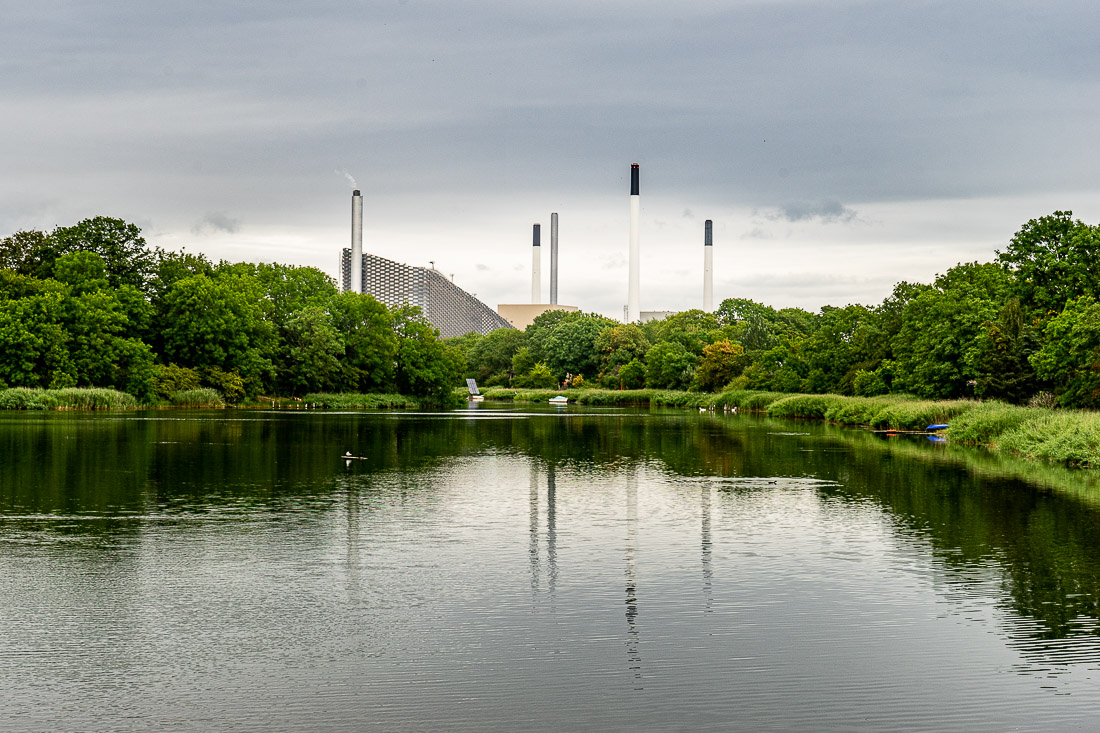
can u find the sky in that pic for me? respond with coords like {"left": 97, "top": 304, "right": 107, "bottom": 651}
{"left": 2, "top": 0, "right": 1098, "bottom": 320}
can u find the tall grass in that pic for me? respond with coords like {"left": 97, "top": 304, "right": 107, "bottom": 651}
{"left": 0, "top": 387, "right": 138, "bottom": 410}
{"left": 170, "top": 388, "right": 225, "bottom": 408}
{"left": 302, "top": 393, "right": 421, "bottom": 409}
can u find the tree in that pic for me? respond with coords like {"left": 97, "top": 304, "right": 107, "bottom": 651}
{"left": 160, "top": 273, "right": 275, "bottom": 396}
{"left": 997, "top": 211, "right": 1100, "bottom": 317}
{"left": 277, "top": 306, "right": 344, "bottom": 394}
{"left": 392, "top": 306, "right": 461, "bottom": 400}
{"left": 49, "top": 217, "right": 156, "bottom": 290}
{"left": 1030, "top": 296, "right": 1100, "bottom": 408}
{"left": 618, "top": 359, "right": 648, "bottom": 390}
{"left": 891, "top": 262, "right": 1011, "bottom": 399}
{"left": 329, "top": 292, "right": 397, "bottom": 392}
{"left": 645, "top": 341, "right": 698, "bottom": 390}
{"left": 973, "top": 297, "right": 1039, "bottom": 403}
{"left": 0, "top": 230, "right": 50, "bottom": 275}
{"left": 594, "top": 324, "right": 650, "bottom": 375}
{"left": 540, "top": 313, "right": 617, "bottom": 381}
{"left": 694, "top": 339, "right": 745, "bottom": 392}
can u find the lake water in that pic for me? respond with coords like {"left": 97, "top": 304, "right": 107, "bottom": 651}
{"left": 2, "top": 404, "right": 1100, "bottom": 731}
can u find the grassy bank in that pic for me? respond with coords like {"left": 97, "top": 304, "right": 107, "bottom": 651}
{"left": 299, "top": 393, "right": 422, "bottom": 409}
{"left": 0, "top": 387, "right": 141, "bottom": 410}
{"left": 483, "top": 386, "right": 1100, "bottom": 468}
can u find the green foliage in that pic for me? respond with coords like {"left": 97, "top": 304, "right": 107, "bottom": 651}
{"left": 997, "top": 211, "right": 1100, "bottom": 317}
{"left": 0, "top": 388, "right": 60, "bottom": 410}
{"left": 594, "top": 323, "right": 650, "bottom": 373}
{"left": 170, "top": 388, "right": 225, "bottom": 408}
{"left": 618, "top": 358, "right": 648, "bottom": 390}
{"left": 539, "top": 313, "right": 617, "bottom": 380}
{"left": 302, "top": 393, "right": 421, "bottom": 409}
{"left": 515, "top": 361, "right": 558, "bottom": 389}
{"left": 891, "top": 262, "right": 1011, "bottom": 399}
{"left": 153, "top": 363, "right": 202, "bottom": 401}
{"left": 766, "top": 394, "right": 846, "bottom": 419}
{"left": 694, "top": 339, "right": 745, "bottom": 392}
{"left": 0, "top": 387, "right": 140, "bottom": 410}
{"left": 995, "top": 411, "right": 1100, "bottom": 467}
{"left": 645, "top": 341, "right": 698, "bottom": 390}
{"left": 1030, "top": 296, "right": 1100, "bottom": 408}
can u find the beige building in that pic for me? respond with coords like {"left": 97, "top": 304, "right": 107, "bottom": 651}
{"left": 497, "top": 303, "right": 580, "bottom": 330}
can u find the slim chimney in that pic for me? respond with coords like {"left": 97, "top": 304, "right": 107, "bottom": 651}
{"left": 550, "top": 212, "right": 559, "bottom": 305}
{"left": 532, "top": 223, "right": 542, "bottom": 303}
{"left": 703, "top": 219, "right": 713, "bottom": 312}
{"left": 351, "top": 190, "right": 363, "bottom": 294}
{"left": 627, "top": 163, "right": 640, "bottom": 322}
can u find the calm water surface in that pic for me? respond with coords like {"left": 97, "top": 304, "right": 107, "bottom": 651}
{"left": 2, "top": 405, "right": 1100, "bottom": 731}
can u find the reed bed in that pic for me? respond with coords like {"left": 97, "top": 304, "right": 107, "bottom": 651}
{"left": 170, "top": 388, "right": 225, "bottom": 409}
{"left": 0, "top": 387, "right": 139, "bottom": 410}
{"left": 301, "top": 393, "right": 421, "bottom": 409}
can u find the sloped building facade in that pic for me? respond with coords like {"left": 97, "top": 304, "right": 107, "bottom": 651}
{"left": 340, "top": 249, "right": 513, "bottom": 338}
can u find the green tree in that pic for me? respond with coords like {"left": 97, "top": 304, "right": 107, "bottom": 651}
{"left": 694, "top": 339, "right": 745, "bottom": 392}
{"left": 541, "top": 313, "right": 617, "bottom": 381}
{"left": 618, "top": 358, "right": 648, "bottom": 389}
{"left": 1030, "top": 296, "right": 1100, "bottom": 408}
{"left": 997, "top": 211, "right": 1100, "bottom": 317}
{"left": 160, "top": 273, "right": 275, "bottom": 396}
{"left": 891, "top": 262, "right": 1011, "bottom": 399}
{"left": 973, "top": 297, "right": 1039, "bottom": 403}
{"left": 645, "top": 341, "right": 698, "bottom": 390}
{"left": 278, "top": 306, "right": 344, "bottom": 395}
{"left": 49, "top": 217, "right": 156, "bottom": 290}
{"left": 330, "top": 292, "right": 397, "bottom": 392}
{"left": 392, "top": 306, "right": 461, "bottom": 400}
{"left": 594, "top": 324, "right": 650, "bottom": 375}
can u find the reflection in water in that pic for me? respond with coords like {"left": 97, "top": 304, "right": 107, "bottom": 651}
{"left": 625, "top": 467, "right": 641, "bottom": 682}
{"left": 701, "top": 481, "right": 713, "bottom": 614}
{"left": 527, "top": 460, "right": 558, "bottom": 605}
{"left": 4, "top": 408, "right": 1100, "bottom": 730}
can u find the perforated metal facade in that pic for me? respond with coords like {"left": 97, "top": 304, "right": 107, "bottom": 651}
{"left": 340, "top": 248, "right": 513, "bottom": 338}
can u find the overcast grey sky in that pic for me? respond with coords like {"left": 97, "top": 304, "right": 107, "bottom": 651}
{"left": 2, "top": 0, "right": 1097, "bottom": 318}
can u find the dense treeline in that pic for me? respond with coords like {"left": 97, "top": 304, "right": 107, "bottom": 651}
{"left": 450, "top": 211, "right": 1100, "bottom": 409}
{"left": 0, "top": 217, "right": 461, "bottom": 403}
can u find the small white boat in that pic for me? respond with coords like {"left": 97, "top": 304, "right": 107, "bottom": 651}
{"left": 549, "top": 395, "right": 569, "bottom": 404}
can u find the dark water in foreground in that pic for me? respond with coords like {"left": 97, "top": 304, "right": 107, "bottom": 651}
{"left": 2, "top": 405, "right": 1100, "bottom": 732}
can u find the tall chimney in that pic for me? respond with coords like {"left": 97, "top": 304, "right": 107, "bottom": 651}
{"left": 627, "top": 163, "right": 640, "bottom": 322}
{"left": 351, "top": 190, "right": 363, "bottom": 294}
{"left": 531, "top": 223, "right": 542, "bottom": 303}
{"left": 703, "top": 219, "right": 713, "bottom": 312}
{"left": 550, "top": 212, "right": 559, "bottom": 305}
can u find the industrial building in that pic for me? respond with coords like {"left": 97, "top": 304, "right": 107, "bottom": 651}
{"left": 340, "top": 248, "right": 513, "bottom": 338}
{"left": 340, "top": 190, "right": 512, "bottom": 338}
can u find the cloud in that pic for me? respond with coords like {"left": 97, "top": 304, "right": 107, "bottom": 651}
{"left": 192, "top": 211, "right": 241, "bottom": 235}
{"left": 476, "top": 263, "right": 490, "bottom": 271}
{"left": 763, "top": 201, "right": 861, "bottom": 224}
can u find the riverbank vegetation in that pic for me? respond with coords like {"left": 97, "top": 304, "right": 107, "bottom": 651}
{"left": 1, "top": 217, "right": 462, "bottom": 407}
{"left": 452, "top": 211, "right": 1100, "bottom": 411}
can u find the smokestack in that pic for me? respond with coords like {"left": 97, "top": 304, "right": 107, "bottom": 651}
{"left": 627, "top": 163, "right": 640, "bottom": 322}
{"left": 351, "top": 190, "right": 363, "bottom": 294}
{"left": 703, "top": 219, "right": 713, "bottom": 312}
{"left": 550, "top": 212, "right": 559, "bottom": 305}
{"left": 531, "top": 224, "right": 542, "bottom": 303}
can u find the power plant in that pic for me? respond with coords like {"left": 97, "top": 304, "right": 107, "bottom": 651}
{"left": 339, "top": 162, "right": 717, "bottom": 335}
{"left": 340, "top": 191, "right": 512, "bottom": 338}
